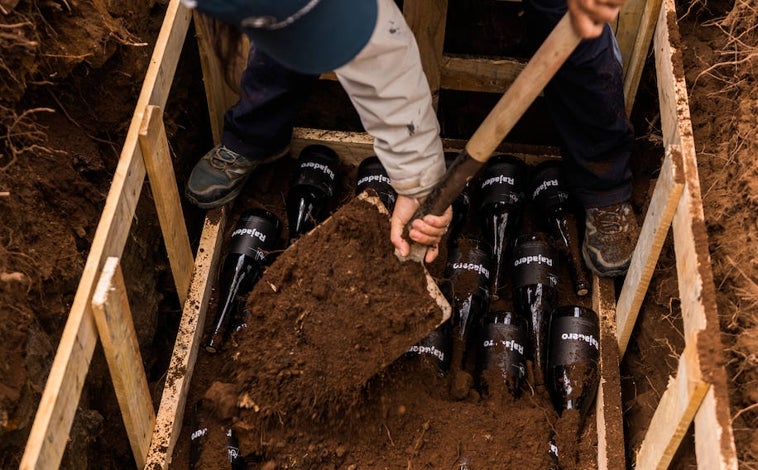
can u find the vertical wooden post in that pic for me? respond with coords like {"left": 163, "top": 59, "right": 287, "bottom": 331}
{"left": 403, "top": 0, "right": 449, "bottom": 109}
{"left": 622, "top": 0, "right": 664, "bottom": 115}
{"left": 653, "top": 0, "right": 737, "bottom": 466}
{"left": 593, "top": 276, "right": 626, "bottom": 470}
{"left": 91, "top": 257, "right": 156, "bottom": 468}
{"left": 193, "top": 12, "right": 243, "bottom": 143}
{"left": 144, "top": 208, "right": 227, "bottom": 469}
{"left": 139, "top": 105, "right": 194, "bottom": 306}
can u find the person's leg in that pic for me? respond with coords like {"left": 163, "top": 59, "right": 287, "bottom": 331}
{"left": 186, "top": 48, "right": 319, "bottom": 209}
{"left": 525, "top": 0, "right": 640, "bottom": 277}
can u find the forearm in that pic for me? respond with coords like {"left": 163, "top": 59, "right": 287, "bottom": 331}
{"left": 334, "top": 0, "right": 445, "bottom": 199}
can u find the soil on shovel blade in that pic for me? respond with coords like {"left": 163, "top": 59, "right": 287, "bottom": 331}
{"left": 232, "top": 195, "right": 444, "bottom": 418}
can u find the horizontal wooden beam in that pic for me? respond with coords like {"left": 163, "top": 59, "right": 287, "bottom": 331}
{"left": 291, "top": 127, "right": 561, "bottom": 167}
{"left": 440, "top": 55, "right": 525, "bottom": 94}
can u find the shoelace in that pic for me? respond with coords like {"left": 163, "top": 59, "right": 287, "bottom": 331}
{"left": 209, "top": 147, "right": 242, "bottom": 170}
{"left": 591, "top": 205, "right": 628, "bottom": 234}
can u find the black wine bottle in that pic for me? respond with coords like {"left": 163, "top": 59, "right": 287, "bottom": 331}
{"left": 530, "top": 161, "right": 590, "bottom": 297}
{"left": 443, "top": 241, "right": 492, "bottom": 346}
{"left": 546, "top": 305, "right": 600, "bottom": 417}
{"left": 512, "top": 232, "right": 559, "bottom": 383}
{"left": 226, "top": 428, "right": 245, "bottom": 469}
{"left": 476, "top": 154, "right": 527, "bottom": 300}
{"left": 286, "top": 144, "right": 341, "bottom": 242}
{"left": 445, "top": 152, "right": 472, "bottom": 248}
{"left": 189, "top": 401, "right": 208, "bottom": 470}
{"left": 477, "top": 309, "right": 529, "bottom": 398}
{"left": 355, "top": 155, "right": 397, "bottom": 212}
{"left": 205, "top": 208, "right": 282, "bottom": 353}
{"left": 405, "top": 319, "right": 453, "bottom": 377}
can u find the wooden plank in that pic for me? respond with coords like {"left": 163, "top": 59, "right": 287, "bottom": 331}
{"left": 192, "top": 11, "right": 243, "bottom": 143}
{"left": 291, "top": 127, "right": 562, "bottom": 167}
{"left": 615, "top": 0, "right": 646, "bottom": 75}
{"left": 91, "top": 257, "right": 156, "bottom": 469}
{"left": 616, "top": 144, "right": 684, "bottom": 356}
{"left": 635, "top": 336, "right": 709, "bottom": 470}
{"left": 440, "top": 55, "right": 525, "bottom": 93}
{"left": 623, "top": 0, "right": 664, "bottom": 115}
{"left": 20, "top": 2, "right": 191, "bottom": 468}
{"left": 403, "top": 0, "right": 448, "bottom": 107}
{"left": 144, "top": 208, "right": 227, "bottom": 469}
{"left": 592, "top": 276, "right": 626, "bottom": 470}
{"left": 653, "top": 0, "right": 738, "bottom": 467}
{"left": 139, "top": 105, "right": 194, "bottom": 306}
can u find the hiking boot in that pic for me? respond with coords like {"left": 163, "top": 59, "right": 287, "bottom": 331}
{"left": 582, "top": 202, "right": 640, "bottom": 277}
{"left": 185, "top": 144, "right": 288, "bottom": 209}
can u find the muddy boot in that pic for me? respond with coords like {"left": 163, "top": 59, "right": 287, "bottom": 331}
{"left": 185, "top": 144, "right": 288, "bottom": 209}
{"left": 581, "top": 202, "right": 640, "bottom": 277}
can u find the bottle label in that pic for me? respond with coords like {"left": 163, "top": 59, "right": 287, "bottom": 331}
{"left": 228, "top": 213, "right": 279, "bottom": 259}
{"left": 406, "top": 324, "right": 452, "bottom": 373}
{"left": 356, "top": 173, "right": 391, "bottom": 187}
{"left": 294, "top": 154, "right": 339, "bottom": 197}
{"left": 548, "top": 316, "right": 600, "bottom": 367}
{"left": 478, "top": 321, "right": 528, "bottom": 392}
{"left": 513, "top": 239, "right": 558, "bottom": 288}
{"left": 190, "top": 427, "right": 208, "bottom": 441}
{"left": 450, "top": 262, "right": 490, "bottom": 280}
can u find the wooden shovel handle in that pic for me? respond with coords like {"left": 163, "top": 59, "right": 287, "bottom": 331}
{"left": 418, "top": 13, "right": 582, "bottom": 218}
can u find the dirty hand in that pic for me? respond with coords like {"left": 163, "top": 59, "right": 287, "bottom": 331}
{"left": 567, "top": 0, "right": 625, "bottom": 38}
{"left": 390, "top": 195, "right": 453, "bottom": 264}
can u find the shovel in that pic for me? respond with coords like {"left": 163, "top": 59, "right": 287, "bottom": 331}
{"left": 405, "top": 12, "right": 582, "bottom": 262}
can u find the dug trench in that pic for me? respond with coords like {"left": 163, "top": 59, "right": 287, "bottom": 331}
{"left": 1, "top": 0, "right": 756, "bottom": 468}
{"left": 172, "top": 157, "right": 604, "bottom": 469}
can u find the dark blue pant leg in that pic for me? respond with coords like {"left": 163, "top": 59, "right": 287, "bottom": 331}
{"left": 524, "top": 0, "right": 634, "bottom": 208}
{"left": 221, "top": 47, "right": 320, "bottom": 160}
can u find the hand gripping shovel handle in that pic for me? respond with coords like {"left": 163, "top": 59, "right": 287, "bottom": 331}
{"left": 412, "top": 13, "right": 582, "bottom": 231}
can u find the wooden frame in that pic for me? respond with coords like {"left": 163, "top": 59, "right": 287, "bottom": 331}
{"left": 19, "top": 2, "right": 193, "bottom": 468}
{"left": 20, "top": 0, "right": 738, "bottom": 468}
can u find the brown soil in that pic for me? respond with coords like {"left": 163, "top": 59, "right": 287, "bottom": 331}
{"left": 0, "top": 0, "right": 756, "bottom": 469}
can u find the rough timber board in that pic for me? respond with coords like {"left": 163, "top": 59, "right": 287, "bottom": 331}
{"left": 616, "top": 144, "right": 684, "bottom": 357}
{"left": 622, "top": 0, "right": 663, "bottom": 115}
{"left": 290, "top": 127, "right": 561, "bottom": 167}
{"left": 139, "top": 105, "right": 194, "bottom": 307}
{"left": 635, "top": 336, "right": 710, "bottom": 469}
{"left": 440, "top": 55, "right": 525, "bottom": 93}
{"left": 19, "top": 2, "right": 191, "bottom": 468}
{"left": 91, "top": 257, "right": 156, "bottom": 469}
{"left": 193, "top": 11, "right": 241, "bottom": 143}
{"left": 403, "top": 0, "right": 448, "bottom": 106}
{"left": 653, "top": 0, "right": 737, "bottom": 467}
{"left": 593, "top": 276, "right": 626, "bottom": 470}
{"left": 145, "top": 208, "right": 226, "bottom": 470}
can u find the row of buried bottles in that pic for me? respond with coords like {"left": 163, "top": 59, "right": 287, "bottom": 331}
{"left": 199, "top": 145, "right": 598, "bottom": 468}
{"left": 207, "top": 143, "right": 599, "bottom": 408}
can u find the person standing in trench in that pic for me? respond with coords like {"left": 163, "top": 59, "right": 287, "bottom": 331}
{"left": 179, "top": 0, "right": 640, "bottom": 276}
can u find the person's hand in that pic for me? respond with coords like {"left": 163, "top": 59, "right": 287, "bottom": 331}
{"left": 566, "top": 0, "right": 625, "bottom": 38}
{"left": 390, "top": 195, "right": 452, "bottom": 264}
